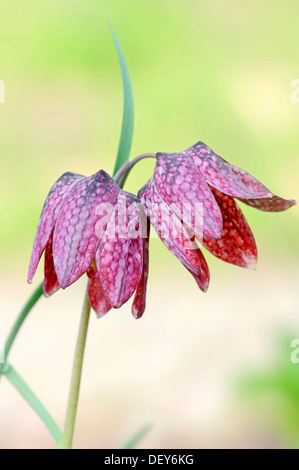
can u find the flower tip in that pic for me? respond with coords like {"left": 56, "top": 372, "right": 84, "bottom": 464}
{"left": 58, "top": 279, "right": 69, "bottom": 290}
{"left": 131, "top": 305, "right": 145, "bottom": 319}
{"left": 198, "top": 279, "right": 209, "bottom": 293}
{"left": 244, "top": 257, "right": 258, "bottom": 270}
{"left": 249, "top": 263, "right": 257, "bottom": 270}
{"left": 96, "top": 313, "right": 105, "bottom": 319}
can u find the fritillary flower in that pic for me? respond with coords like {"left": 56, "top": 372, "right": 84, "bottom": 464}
{"left": 138, "top": 141, "right": 296, "bottom": 291}
{"left": 28, "top": 170, "right": 149, "bottom": 318}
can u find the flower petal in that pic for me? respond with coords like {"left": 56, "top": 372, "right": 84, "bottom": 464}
{"left": 203, "top": 188, "right": 257, "bottom": 268}
{"left": 132, "top": 221, "right": 150, "bottom": 319}
{"left": 87, "top": 266, "right": 111, "bottom": 317}
{"left": 139, "top": 179, "right": 210, "bottom": 292}
{"left": 238, "top": 195, "right": 296, "bottom": 212}
{"left": 183, "top": 142, "right": 272, "bottom": 199}
{"left": 185, "top": 247, "right": 210, "bottom": 293}
{"left": 96, "top": 191, "right": 144, "bottom": 308}
{"left": 43, "top": 231, "right": 60, "bottom": 296}
{"left": 27, "top": 172, "right": 83, "bottom": 283}
{"left": 154, "top": 153, "right": 223, "bottom": 239}
{"left": 53, "top": 170, "right": 119, "bottom": 288}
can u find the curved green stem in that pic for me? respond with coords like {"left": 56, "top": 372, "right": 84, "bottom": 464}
{"left": 0, "top": 282, "right": 43, "bottom": 377}
{"left": 61, "top": 289, "right": 91, "bottom": 449}
{"left": 113, "top": 152, "right": 156, "bottom": 186}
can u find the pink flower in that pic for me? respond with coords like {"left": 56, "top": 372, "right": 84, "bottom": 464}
{"left": 28, "top": 170, "right": 149, "bottom": 318}
{"left": 138, "top": 141, "right": 295, "bottom": 292}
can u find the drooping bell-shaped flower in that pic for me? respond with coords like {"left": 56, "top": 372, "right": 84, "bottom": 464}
{"left": 28, "top": 170, "right": 149, "bottom": 318}
{"left": 138, "top": 141, "right": 295, "bottom": 290}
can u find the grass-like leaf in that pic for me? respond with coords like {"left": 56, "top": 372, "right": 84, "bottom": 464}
{"left": 121, "top": 424, "right": 151, "bottom": 449}
{"left": 109, "top": 22, "right": 134, "bottom": 176}
{"left": 0, "top": 282, "right": 43, "bottom": 377}
{"left": 3, "top": 363, "right": 62, "bottom": 446}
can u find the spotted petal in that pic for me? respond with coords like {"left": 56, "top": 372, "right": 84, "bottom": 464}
{"left": 132, "top": 221, "right": 150, "bottom": 319}
{"left": 43, "top": 231, "right": 60, "bottom": 296}
{"left": 28, "top": 172, "right": 83, "bottom": 283}
{"left": 154, "top": 153, "right": 223, "bottom": 239}
{"left": 183, "top": 142, "right": 271, "bottom": 199}
{"left": 238, "top": 195, "right": 296, "bottom": 212}
{"left": 96, "top": 191, "right": 144, "bottom": 308}
{"left": 203, "top": 188, "right": 257, "bottom": 268}
{"left": 87, "top": 266, "right": 111, "bottom": 317}
{"left": 139, "top": 179, "right": 209, "bottom": 292}
{"left": 185, "top": 245, "right": 210, "bottom": 293}
{"left": 53, "top": 170, "right": 119, "bottom": 288}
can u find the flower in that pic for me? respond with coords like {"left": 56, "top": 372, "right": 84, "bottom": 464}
{"left": 28, "top": 170, "right": 149, "bottom": 318}
{"left": 138, "top": 141, "right": 296, "bottom": 291}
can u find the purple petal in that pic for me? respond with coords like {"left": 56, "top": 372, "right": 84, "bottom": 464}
{"left": 53, "top": 170, "right": 119, "bottom": 288}
{"left": 203, "top": 188, "right": 257, "bottom": 268}
{"left": 96, "top": 191, "right": 144, "bottom": 308}
{"left": 132, "top": 221, "right": 150, "bottom": 319}
{"left": 28, "top": 172, "right": 83, "bottom": 283}
{"left": 154, "top": 153, "right": 223, "bottom": 239}
{"left": 139, "top": 179, "right": 210, "bottom": 292}
{"left": 238, "top": 194, "right": 296, "bottom": 212}
{"left": 183, "top": 142, "right": 272, "bottom": 199}
{"left": 87, "top": 266, "right": 112, "bottom": 317}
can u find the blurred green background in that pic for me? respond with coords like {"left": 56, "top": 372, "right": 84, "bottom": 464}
{"left": 0, "top": 0, "right": 298, "bottom": 449}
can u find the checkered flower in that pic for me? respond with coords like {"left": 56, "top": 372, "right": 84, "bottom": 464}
{"left": 28, "top": 170, "right": 149, "bottom": 318}
{"left": 138, "top": 141, "right": 295, "bottom": 291}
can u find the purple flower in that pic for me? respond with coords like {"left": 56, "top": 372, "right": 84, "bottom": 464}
{"left": 28, "top": 170, "right": 149, "bottom": 318}
{"left": 138, "top": 141, "right": 295, "bottom": 291}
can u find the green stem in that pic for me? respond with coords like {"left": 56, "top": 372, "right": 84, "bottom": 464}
{"left": 3, "top": 363, "right": 62, "bottom": 445}
{"left": 61, "top": 288, "right": 91, "bottom": 449}
{"left": 113, "top": 152, "right": 155, "bottom": 186}
{"left": 0, "top": 282, "right": 43, "bottom": 377}
{"left": 60, "top": 24, "right": 134, "bottom": 450}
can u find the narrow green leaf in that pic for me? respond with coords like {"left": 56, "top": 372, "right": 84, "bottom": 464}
{"left": 3, "top": 363, "right": 62, "bottom": 446}
{"left": 121, "top": 424, "right": 151, "bottom": 449}
{"left": 0, "top": 282, "right": 43, "bottom": 377}
{"left": 108, "top": 22, "right": 134, "bottom": 176}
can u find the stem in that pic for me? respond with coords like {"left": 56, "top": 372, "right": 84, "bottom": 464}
{"left": 113, "top": 153, "right": 156, "bottom": 185}
{"left": 60, "top": 26, "right": 143, "bottom": 450}
{"left": 0, "top": 282, "right": 43, "bottom": 377}
{"left": 61, "top": 288, "right": 91, "bottom": 449}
